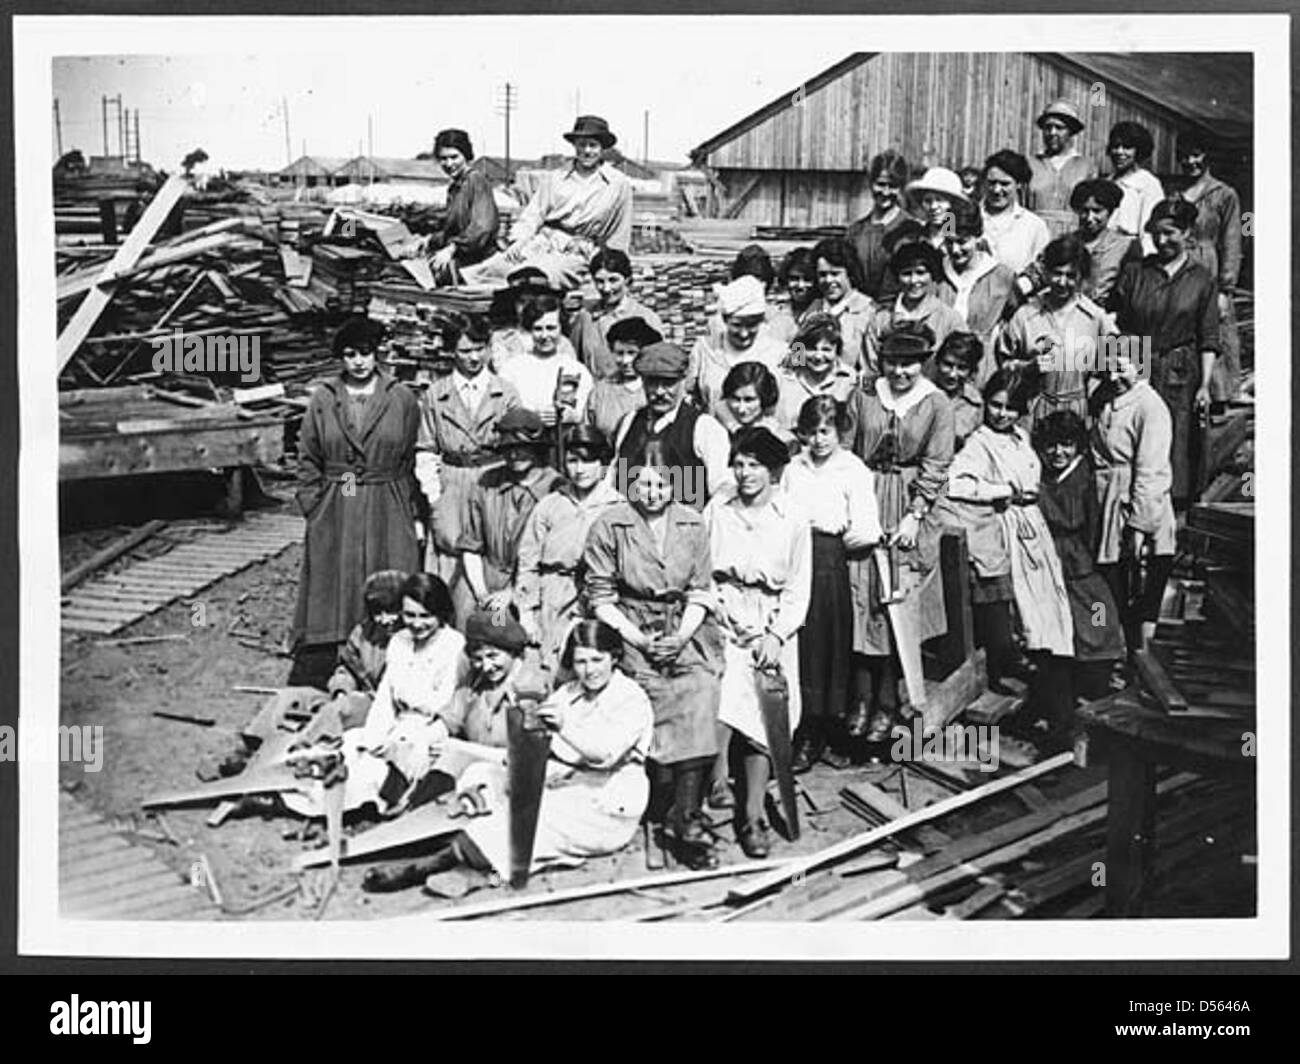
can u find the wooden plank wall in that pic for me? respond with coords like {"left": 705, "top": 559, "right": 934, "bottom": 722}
{"left": 704, "top": 52, "right": 1209, "bottom": 226}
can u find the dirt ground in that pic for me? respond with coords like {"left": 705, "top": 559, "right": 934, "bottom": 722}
{"left": 56, "top": 474, "right": 1255, "bottom": 924}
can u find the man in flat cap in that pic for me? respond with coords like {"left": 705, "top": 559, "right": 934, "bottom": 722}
{"left": 462, "top": 115, "right": 633, "bottom": 290}
{"left": 609, "top": 341, "right": 732, "bottom": 509}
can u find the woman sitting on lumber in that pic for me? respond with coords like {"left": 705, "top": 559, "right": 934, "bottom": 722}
{"left": 426, "top": 128, "right": 501, "bottom": 284}
{"left": 364, "top": 620, "right": 654, "bottom": 898}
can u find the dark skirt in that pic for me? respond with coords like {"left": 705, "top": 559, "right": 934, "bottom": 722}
{"left": 799, "top": 532, "right": 854, "bottom": 722}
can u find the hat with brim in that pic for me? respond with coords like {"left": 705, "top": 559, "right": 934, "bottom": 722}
{"left": 463, "top": 608, "right": 529, "bottom": 655}
{"left": 606, "top": 316, "right": 663, "bottom": 349}
{"left": 905, "top": 167, "right": 970, "bottom": 204}
{"left": 1037, "top": 99, "right": 1085, "bottom": 135}
{"left": 563, "top": 115, "right": 617, "bottom": 149}
{"left": 507, "top": 265, "right": 561, "bottom": 294}
{"left": 879, "top": 328, "right": 935, "bottom": 363}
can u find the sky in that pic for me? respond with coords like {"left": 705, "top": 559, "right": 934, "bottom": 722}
{"left": 50, "top": 17, "right": 851, "bottom": 171}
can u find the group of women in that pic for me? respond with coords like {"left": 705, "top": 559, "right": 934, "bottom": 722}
{"left": 283, "top": 107, "right": 1240, "bottom": 885}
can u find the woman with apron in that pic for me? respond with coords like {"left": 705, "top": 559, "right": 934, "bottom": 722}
{"left": 583, "top": 461, "right": 725, "bottom": 869}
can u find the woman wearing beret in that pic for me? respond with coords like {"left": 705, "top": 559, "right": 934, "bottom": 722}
{"left": 515, "top": 424, "right": 624, "bottom": 678}
{"left": 1106, "top": 121, "right": 1165, "bottom": 256}
{"left": 864, "top": 242, "right": 964, "bottom": 383}
{"left": 427, "top": 129, "right": 501, "bottom": 284}
{"left": 365, "top": 620, "right": 654, "bottom": 895}
{"left": 1026, "top": 100, "right": 1098, "bottom": 238}
{"left": 583, "top": 460, "right": 725, "bottom": 868}
{"left": 290, "top": 315, "right": 422, "bottom": 685}
{"left": 704, "top": 427, "right": 811, "bottom": 856}
{"left": 981, "top": 150, "right": 1051, "bottom": 274}
{"left": 847, "top": 325, "right": 955, "bottom": 742}
{"left": 1107, "top": 197, "right": 1220, "bottom": 507}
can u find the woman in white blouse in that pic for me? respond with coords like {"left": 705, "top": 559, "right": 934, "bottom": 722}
{"left": 705, "top": 427, "right": 812, "bottom": 856}
{"left": 1106, "top": 122, "right": 1164, "bottom": 257}
{"left": 781, "top": 396, "right": 883, "bottom": 772}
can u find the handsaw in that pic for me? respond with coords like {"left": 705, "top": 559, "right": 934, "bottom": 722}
{"left": 876, "top": 542, "right": 927, "bottom": 711}
{"left": 506, "top": 698, "right": 552, "bottom": 889}
{"left": 756, "top": 665, "right": 799, "bottom": 841}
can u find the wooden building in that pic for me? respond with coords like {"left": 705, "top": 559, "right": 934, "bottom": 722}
{"left": 690, "top": 52, "right": 1252, "bottom": 228}
{"left": 276, "top": 155, "right": 350, "bottom": 188}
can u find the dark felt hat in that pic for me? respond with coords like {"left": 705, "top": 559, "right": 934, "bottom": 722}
{"left": 563, "top": 115, "right": 617, "bottom": 149}
{"left": 879, "top": 326, "right": 936, "bottom": 362}
{"left": 463, "top": 608, "right": 529, "bottom": 655}
{"left": 493, "top": 407, "right": 549, "bottom": 448}
{"left": 634, "top": 341, "right": 690, "bottom": 380}
{"left": 606, "top": 316, "right": 663, "bottom": 349}
{"left": 564, "top": 423, "right": 613, "bottom": 462}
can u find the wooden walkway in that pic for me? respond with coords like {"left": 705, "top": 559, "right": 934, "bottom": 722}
{"left": 60, "top": 792, "right": 219, "bottom": 920}
{"left": 61, "top": 511, "right": 303, "bottom": 635}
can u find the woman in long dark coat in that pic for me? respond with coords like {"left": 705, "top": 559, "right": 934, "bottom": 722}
{"left": 291, "top": 316, "right": 422, "bottom": 682}
{"left": 1107, "top": 197, "right": 1220, "bottom": 507}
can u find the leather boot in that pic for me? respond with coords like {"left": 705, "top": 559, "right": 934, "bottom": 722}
{"left": 668, "top": 761, "right": 717, "bottom": 870}
{"left": 362, "top": 845, "right": 459, "bottom": 893}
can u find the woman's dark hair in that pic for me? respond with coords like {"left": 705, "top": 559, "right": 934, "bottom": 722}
{"left": 1032, "top": 409, "right": 1089, "bottom": 455}
{"left": 778, "top": 247, "right": 818, "bottom": 289}
{"left": 560, "top": 619, "right": 624, "bottom": 671}
{"left": 730, "top": 425, "right": 791, "bottom": 476}
{"left": 589, "top": 247, "right": 632, "bottom": 279}
{"left": 1069, "top": 178, "right": 1123, "bottom": 213}
{"left": 935, "top": 330, "right": 983, "bottom": 373}
{"left": 731, "top": 244, "right": 776, "bottom": 289}
{"left": 982, "top": 366, "right": 1034, "bottom": 413}
{"left": 1145, "top": 197, "right": 1199, "bottom": 234}
{"left": 1108, "top": 121, "right": 1154, "bottom": 162}
{"left": 1041, "top": 234, "right": 1092, "bottom": 280}
{"left": 400, "top": 572, "right": 455, "bottom": 626}
{"left": 1175, "top": 130, "right": 1211, "bottom": 158}
{"left": 332, "top": 315, "right": 387, "bottom": 359}
{"left": 793, "top": 312, "right": 843, "bottom": 355}
{"left": 433, "top": 129, "right": 475, "bottom": 161}
{"left": 796, "top": 394, "right": 852, "bottom": 437}
{"left": 721, "top": 360, "right": 780, "bottom": 412}
{"left": 949, "top": 199, "right": 984, "bottom": 238}
{"left": 984, "top": 150, "right": 1032, "bottom": 186}
{"left": 564, "top": 423, "right": 612, "bottom": 463}
{"left": 436, "top": 309, "right": 491, "bottom": 351}
{"left": 883, "top": 217, "right": 926, "bottom": 254}
{"left": 868, "top": 149, "right": 910, "bottom": 187}
{"left": 519, "top": 293, "right": 562, "bottom": 330}
{"left": 810, "top": 237, "right": 867, "bottom": 293}
{"left": 889, "top": 240, "right": 944, "bottom": 280}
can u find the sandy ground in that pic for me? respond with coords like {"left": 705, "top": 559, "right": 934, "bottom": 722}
{"left": 56, "top": 476, "right": 1255, "bottom": 924}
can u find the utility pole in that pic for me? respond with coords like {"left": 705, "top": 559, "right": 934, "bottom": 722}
{"left": 101, "top": 95, "right": 108, "bottom": 156}
{"left": 116, "top": 96, "right": 125, "bottom": 157}
{"left": 282, "top": 96, "right": 292, "bottom": 167}
{"left": 643, "top": 110, "right": 649, "bottom": 167}
{"left": 367, "top": 114, "right": 374, "bottom": 184}
{"left": 495, "top": 82, "right": 518, "bottom": 183}
{"left": 53, "top": 99, "right": 63, "bottom": 158}
{"left": 133, "top": 109, "right": 141, "bottom": 163}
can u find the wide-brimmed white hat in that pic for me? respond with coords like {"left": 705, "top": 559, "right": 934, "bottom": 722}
{"left": 905, "top": 167, "right": 969, "bottom": 204}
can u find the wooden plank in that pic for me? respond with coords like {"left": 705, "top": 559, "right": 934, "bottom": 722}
{"left": 61, "top": 846, "right": 157, "bottom": 880}
{"left": 61, "top": 520, "right": 167, "bottom": 592}
{"left": 841, "top": 782, "right": 953, "bottom": 850}
{"left": 63, "top": 866, "right": 183, "bottom": 903}
{"left": 727, "top": 751, "right": 1077, "bottom": 904}
{"left": 57, "top": 173, "right": 188, "bottom": 370}
{"left": 1133, "top": 649, "right": 1189, "bottom": 713}
{"left": 934, "top": 531, "right": 974, "bottom": 674}
{"left": 57, "top": 231, "right": 237, "bottom": 301}
{"left": 422, "top": 859, "right": 790, "bottom": 922}
{"left": 919, "top": 649, "right": 988, "bottom": 732}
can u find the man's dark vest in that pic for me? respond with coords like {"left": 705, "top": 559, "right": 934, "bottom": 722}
{"left": 617, "top": 402, "right": 709, "bottom": 509}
